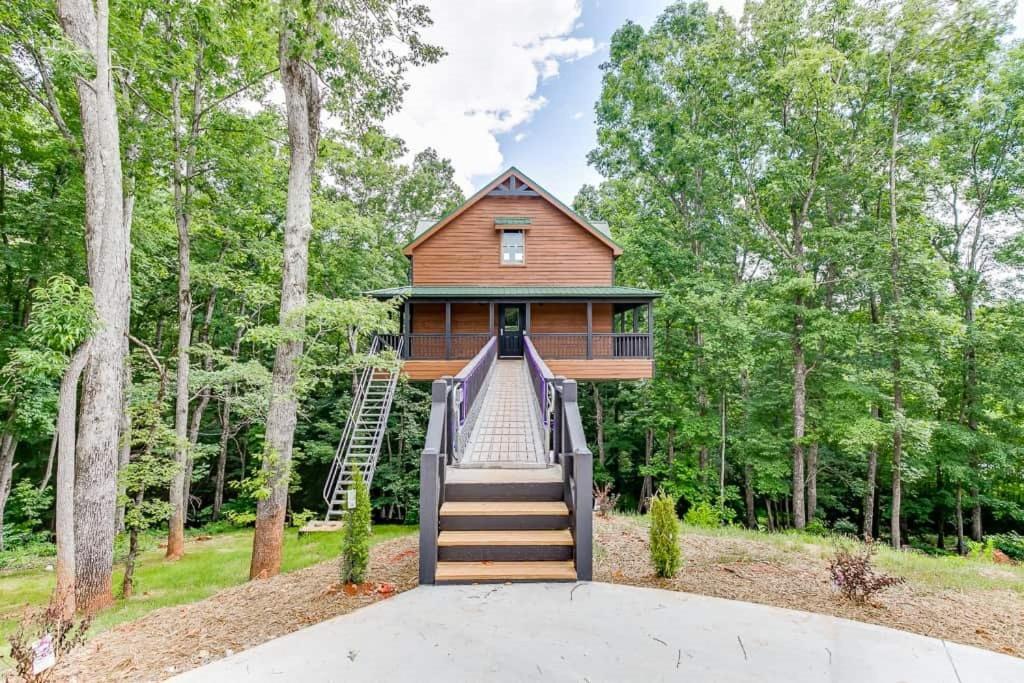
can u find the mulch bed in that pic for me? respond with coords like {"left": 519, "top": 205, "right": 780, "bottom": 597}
{"left": 43, "top": 517, "right": 1024, "bottom": 680}
{"left": 594, "top": 515, "right": 1024, "bottom": 659}
{"left": 53, "top": 535, "right": 418, "bottom": 682}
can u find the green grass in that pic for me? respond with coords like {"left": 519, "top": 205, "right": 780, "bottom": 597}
{"left": 0, "top": 523, "right": 415, "bottom": 662}
{"left": 620, "top": 514, "right": 1024, "bottom": 595}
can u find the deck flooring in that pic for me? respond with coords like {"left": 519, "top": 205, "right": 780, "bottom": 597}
{"left": 460, "top": 360, "right": 548, "bottom": 467}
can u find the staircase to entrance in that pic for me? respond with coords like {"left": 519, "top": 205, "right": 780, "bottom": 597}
{"left": 418, "top": 335, "right": 593, "bottom": 584}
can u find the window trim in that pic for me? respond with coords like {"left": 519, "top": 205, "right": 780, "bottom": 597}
{"left": 499, "top": 228, "right": 526, "bottom": 267}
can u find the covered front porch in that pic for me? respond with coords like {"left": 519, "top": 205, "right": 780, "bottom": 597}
{"left": 369, "top": 286, "right": 659, "bottom": 381}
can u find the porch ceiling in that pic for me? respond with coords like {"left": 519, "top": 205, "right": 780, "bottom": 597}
{"left": 366, "top": 285, "right": 661, "bottom": 300}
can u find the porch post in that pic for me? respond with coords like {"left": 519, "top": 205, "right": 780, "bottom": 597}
{"left": 586, "top": 301, "right": 593, "bottom": 360}
{"left": 402, "top": 301, "right": 410, "bottom": 359}
{"left": 525, "top": 302, "right": 531, "bottom": 335}
{"left": 444, "top": 302, "right": 452, "bottom": 360}
{"left": 646, "top": 302, "right": 654, "bottom": 358}
{"left": 488, "top": 302, "right": 495, "bottom": 337}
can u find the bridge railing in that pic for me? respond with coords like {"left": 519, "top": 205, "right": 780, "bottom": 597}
{"left": 524, "top": 335, "right": 555, "bottom": 461}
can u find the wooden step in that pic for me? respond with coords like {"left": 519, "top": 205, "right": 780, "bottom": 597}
{"left": 435, "top": 560, "right": 576, "bottom": 583}
{"left": 438, "top": 529, "right": 573, "bottom": 546}
{"left": 437, "top": 529, "right": 573, "bottom": 561}
{"left": 439, "top": 501, "right": 570, "bottom": 531}
{"left": 440, "top": 501, "right": 568, "bottom": 517}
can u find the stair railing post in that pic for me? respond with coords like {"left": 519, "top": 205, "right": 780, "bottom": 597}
{"left": 419, "top": 379, "right": 449, "bottom": 585}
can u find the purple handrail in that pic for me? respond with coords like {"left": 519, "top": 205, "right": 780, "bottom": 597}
{"left": 454, "top": 336, "right": 497, "bottom": 425}
{"left": 524, "top": 336, "right": 554, "bottom": 428}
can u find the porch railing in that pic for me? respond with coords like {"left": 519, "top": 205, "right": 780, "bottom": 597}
{"left": 404, "top": 333, "right": 490, "bottom": 360}
{"left": 419, "top": 379, "right": 451, "bottom": 584}
{"left": 528, "top": 332, "right": 651, "bottom": 359}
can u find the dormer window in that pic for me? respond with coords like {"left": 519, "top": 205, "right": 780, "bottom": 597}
{"left": 501, "top": 229, "right": 525, "bottom": 265}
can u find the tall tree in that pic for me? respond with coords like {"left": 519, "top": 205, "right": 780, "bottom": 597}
{"left": 249, "top": 0, "right": 441, "bottom": 579}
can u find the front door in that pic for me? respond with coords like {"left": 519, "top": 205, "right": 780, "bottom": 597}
{"left": 498, "top": 304, "right": 525, "bottom": 357}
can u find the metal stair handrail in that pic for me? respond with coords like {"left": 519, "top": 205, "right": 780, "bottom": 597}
{"left": 322, "top": 335, "right": 401, "bottom": 506}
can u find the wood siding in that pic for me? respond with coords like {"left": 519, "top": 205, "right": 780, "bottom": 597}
{"left": 402, "top": 358, "right": 653, "bottom": 382}
{"left": 411, "top": 303, "right": 491, "bottom": 334}
{"left": 411, "top": 196, "right": 614, "bottom": 285}
{"left": 529, "top": 303, "right": 612, "bottom": 333}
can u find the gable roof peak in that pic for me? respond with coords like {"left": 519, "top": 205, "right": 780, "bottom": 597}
{"left": 403, "top": 166, "right": 622, "bottom": 256}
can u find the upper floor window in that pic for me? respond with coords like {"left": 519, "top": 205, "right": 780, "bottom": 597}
{"left": 501, "top": 230, "right": 525, "bottom": 265}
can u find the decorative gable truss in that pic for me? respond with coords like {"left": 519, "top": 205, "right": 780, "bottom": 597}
{"left": 487, "top": 175, "right": 540, "bottom": 197}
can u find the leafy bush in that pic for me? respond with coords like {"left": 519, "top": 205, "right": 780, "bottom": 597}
{"left": 290, "top": 509, "right": 317, "bottom": 529}
{"left": 8, "top": 480, "right": 53, "bottom": 533}
{"left": 989, "top": 532, "right": 1024, "bottom": 562}
{"left": 682, "top": 501, "right": 722, "bottom": 528}
{"left": 649, "top": 491, "right": 681, "bottom": 578}
{"left": 341, "top": 467, "right": 372, "bottom": 584}
{"left": 966, "top": 538, "right": 997, "bottom": 561}
{"left": 225, "top": 510, "right": 257, "bottom": 527}
{"left": 831, "top": 518, "right": 858, "bottom": 537}
{"left": 593, "top": 483, "right": 619, "bottom": 517}
{"left": 828, "top": 543, "right": 905, "bottom": 604}
{"left": 804, "top": 519, "right": 829, "bottom": 536}
{"left": 8, "top": 599, "right": 91, "bottom": 682}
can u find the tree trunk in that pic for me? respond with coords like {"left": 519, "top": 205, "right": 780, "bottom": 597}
{"left": 864, "top": 298, "right": 880, "bottom": 542}
{"left": 56, "top": 0, "right": 130, "bottom": 614}
{"left": 791, "top": 319, "right": 807, "bottom": 530}
{"left": 121, "top": 488, "right": 143, "bottom": 598}
{"left": 806, "top": 441, "right": 818, "bottom": 522}
{"left": 183, "top": 288, "right": 218, "bottom": 522}
{"left": 888, "top": 104, "right": 904, "bottom": 551}
{"left": 56, "top": 342, "right": 90, "bottom": 618}
{"left": 718, "top": 391, "right": 726, "bottom": 508}
{"left": 637, "top": 428, "right": 653, "bottom": 513}
{"left": 115, "top": 357, "right": 132, "bottom": 533}
{"left": 39, "top": 432, "right": 58, "bottom": 492}
{"left": 743, "top": 463, "right": 756, "bottom": 529}
{"left": 765, "top": 498, "right": 775, "bottom": 532}
{"left": 214, "top": 312, "right": 245, "bottom": 521}
{"left": 592, "top": 383, "right": 605, "bottom": 467}
{"left": 250, "top": 23, "right": 320, "bottom": 580}
{"left": 955, "top": 486, "right": 965, "bottom": 556}
{"left": 0, "top": 433, "right": 17, "bottom": 552}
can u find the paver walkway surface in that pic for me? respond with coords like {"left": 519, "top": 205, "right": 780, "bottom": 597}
{"left": 173, "top": 582, "right": 1024, "bottom": 682}
{"left": 461, "top": 359, "right": 547, "bottom": 466}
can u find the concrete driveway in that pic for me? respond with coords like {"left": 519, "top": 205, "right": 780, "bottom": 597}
{"left": 174, "top": 582, "right": 1023, "bottom": 682}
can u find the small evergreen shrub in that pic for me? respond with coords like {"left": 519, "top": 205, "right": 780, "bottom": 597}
{"left": 989, "top": 532, "right": 1024, "bottom": 562}
{"left": 828, "top": 543, "right": 904, "bottom": 604}
{"left": 682, "top": 501, "right": 721, "bottom": 528}
{"left": 649, "top": 491, "right": 681, "bottom": 578}
{"left": 341, "top": 467, "right": 372, "bottom": 584}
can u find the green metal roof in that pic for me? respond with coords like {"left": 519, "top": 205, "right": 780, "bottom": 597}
{"left": 366, "top": 285, "right": 661, "bottom": 300}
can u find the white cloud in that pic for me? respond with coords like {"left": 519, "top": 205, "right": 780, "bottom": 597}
{"left": 514, "top": 133, "right": 527, "bottom": 143}
{"left": 572, "top": 111, "right": 584, "bottom": 120}
{"left": 385, "top": 0, "right": 596, "bottom": 194}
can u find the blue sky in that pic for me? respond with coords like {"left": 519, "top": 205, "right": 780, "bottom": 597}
{"left": 386, "top": 0, "right": 1023, "bottom": 208}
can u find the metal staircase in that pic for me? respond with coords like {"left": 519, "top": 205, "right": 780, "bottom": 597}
{"left": 322, "top": 335, "right": 402, "bottom": 521}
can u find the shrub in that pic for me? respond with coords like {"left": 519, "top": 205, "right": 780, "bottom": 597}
{"left": 831, "top": 518, "right": 858, "bottom": 537}
{"left": 649, "top": 491, "right": 681, "bottom": 578}
{"left": 593, "top": 483, "right": 619, "bottom": 517}
{"left": 291, "top": 509, "right": 317, "bottom": 529}
{"left": 8, "top": 599, "right": 91, "bottom": 682}
{"left": 804, "top": 519, "right": 829, "bottom": 536}
{"left": 966, "top": 538, "right": 996, "bottom": 561}
{"left": 989, "top": 532, "right": 1024, "bottom": 562}
{"left": 828, "top": 543, "right": 904, "bottom": 604}
{"left": 682, "top": 501, "right": 721, "bottom": 528}
{"left": 341, "top": 467, "right": 372, "bottom": 584}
